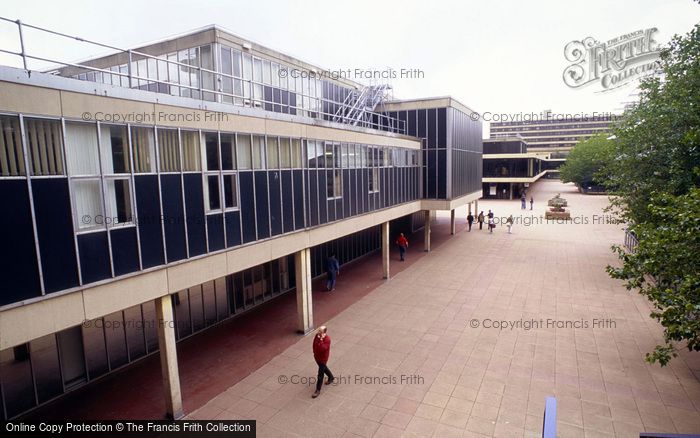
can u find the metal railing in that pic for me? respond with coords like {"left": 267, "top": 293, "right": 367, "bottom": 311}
{"left": 0, "top": 16, "right": 406, "bottom": 135}
{"left": 624, "top": 228, "right": 639, "bottom": 252}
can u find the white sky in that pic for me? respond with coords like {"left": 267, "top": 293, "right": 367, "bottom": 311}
{"left": 1, "top": 0, "right": 698, "bottom": 124}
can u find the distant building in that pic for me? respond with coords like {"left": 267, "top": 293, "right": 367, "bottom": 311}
{"left": 490, "top": 110, "right": 617, "bottom": 156}
{"left": 482, "top": 136, "right": 564, "bottom": 199}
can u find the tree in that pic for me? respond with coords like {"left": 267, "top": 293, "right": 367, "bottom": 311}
{"left": 559, "top": 134, "right": 614, "bottom": 191}
{"left": 604, "top": 24, "right": 700, "bottom": 365}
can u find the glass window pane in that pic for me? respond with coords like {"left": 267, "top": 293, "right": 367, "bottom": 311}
{"left": 181, "top": 130, "right": 201, "bottom": 171}
{"left": 100, "top": 125, "right": 129, "bottom": 174}
{"left": 105, "top": 178, "right": 133, "bottom": 225}
{"left": 279, "top": 138, "right": 291, "bottom": 168}
{"left": 206, "top": 174, "right": 221, "bottom": 211}
{"left": 130, "top": 126, "right": 156, "bottom": 173}
{"left": 0, "top": 345, "right": 36, "bottom": 417}
{"left": 30, "top": 334, "right": 63, "bottom": 403}
{"left": 252, "top": 135, "right": 265, "bottom": 169}
{"left": 231, "top": 49, "right": 242, "bottom": 78}
{"left": 73, "top": 179, "right": 104, "bottom": 230}
{"left": 291, "top": 138, "right": 302, "bottom": 168}
{"left": 23, "top": 117, "right": 64, "bottom": 176}
{"left": 221, "top": 133, "right": 235, "bottom": 170}
{"left": 158, "top": 128, "right": 181, "bottom": 172}
{"left": 204, "top": 132, "right": 219, "bottom": 171}
{"left": 237, "top": 134, "right": 252, "bottom": 170}
{"left": 224, "top": 173, "right": 238, "bottom": 209}
{"left": 266, "top": 137, "right": 279, "bottom": 169}
{"left": 66, "top": 122, "right": 99, "bottom": 175}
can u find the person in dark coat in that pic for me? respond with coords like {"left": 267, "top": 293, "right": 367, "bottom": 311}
{"left": 467, "top": 212, "right": 474, "bottom": 231}
{"left": 478, "top": 211, "right": 485, "bottom": 230}
{"left": 312, "top": 326, "right": 334, "bottom": 398}
{"left": 326, "top": 255, "right": 340, "bottom": 291}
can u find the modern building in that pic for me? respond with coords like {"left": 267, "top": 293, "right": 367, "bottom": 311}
{"left": 482, "top": 136, "right": 564, "bottom": 199}
{"left": 0, "top": 21, "right": 482, "bottom": 420}
{"left": 489, "top": 109, "right": 617, "bottom": 156}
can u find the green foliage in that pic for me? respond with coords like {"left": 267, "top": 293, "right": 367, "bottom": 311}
{"left": 604, "top": 24, "right": 700, "bottom": 365}
{"left": 559, "top": 134, "right": 614, "bottom": 189}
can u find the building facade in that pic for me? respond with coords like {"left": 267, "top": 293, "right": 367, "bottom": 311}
{"left": 0, "top": 23, "right": 482, "bottom": 420}
{"left": 482, "top": 137, "right": 564, "bottom": 199}
{"left": 489, "top": 110, "right": 617, "bottom": 156}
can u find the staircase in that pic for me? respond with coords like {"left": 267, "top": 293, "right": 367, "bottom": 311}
{"left": 333, "top": 82, "right": 394, "bottom": 131}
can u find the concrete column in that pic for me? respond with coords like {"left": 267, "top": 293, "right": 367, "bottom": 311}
{"left": 155, "top": 295, "right": 183, "bottom": 420}
{"left": 509, "top": 183, "right": 514, "bottom": 200}
{"left": 468, "top": 202, "right": 472, "bottom": 215}
{"left": 295, "top": 248, "right": 314, "bottom": 334}
{"left": 424, "top": 210, "right": 431, "bottom": 252}
{"left": 474, "top": 200, "right": 479, "bottom": 216}
{"left": 381, "top": 221, "right": 390, "bottom": 279}
{"left": 450, "top": 209, "right": 456, "bottom": 235}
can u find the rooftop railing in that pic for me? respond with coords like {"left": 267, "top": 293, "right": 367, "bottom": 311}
{"left": 0, "top": 17, "right": 406, "bottom": 135}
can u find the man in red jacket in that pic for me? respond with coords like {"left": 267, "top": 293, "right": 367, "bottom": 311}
{"left": 312, "top": 325, "right": 334, "bottom": 398}
{"left": 396, "top": 233, "right": 409, "bottom": 261}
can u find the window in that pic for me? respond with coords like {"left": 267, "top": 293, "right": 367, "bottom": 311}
{"left": 369, "top": 168, "right": 380, "bottom": 193}
{"left": 0, "top": 115, "right": 25, "bottom": 176}
{"left": 279, "top": 138, "right": 291, "bottom": 168}
{"left": 158, "top": 129, "right": 181, "bottom": 172}
{"left": 24, "top": 118, "right": 64, "bottom": 176}
{"left": 236, "top": 134, "right": 252, "bottom": 170}
{"left": 205, "top": 174, "right": 221, "bottom": 212}
{"left": 223, "top": 173, "right": 238, "bottom": 210}
{"left": 73, "top": 179, "right": 103, "bottom": 230}
{"left": 130, "top": 126, "right": 156, "bottom": 173}
{"left": 252, "top": 135, "right": 265, "bottom": 169}
{"left": 266, "top": 137, "right": 279, "bottom": 169}
{"left": 105, "top": 178, "right": 133, "bottom": 225}
{"left": 203, "top": 132, "right": 219, "bottom": 171}
{"left": 220, "top": 133, "right": 235, "bottom": 170}
{"left": 65, "top": 122, "right": 101, "bottom": 176}
{"left": 327, "top": 169, "right": 342, "bottom": 199}
{"left": 291, "top": 138, "right": 302, "bottom": 168}
{"left": 180, "top": 130, "right": 201, "bottom": 171}
{"left": 340, "top": 143, "right": 349, "bottom": 169}
{"left": 323, "top": 142, "right": 333, "bottom": 169}
{"left": 100, "top": 125, "right": 129, "bottom": 174}
{"left": 307, "top": 140, "right": 321, "bottom": 168}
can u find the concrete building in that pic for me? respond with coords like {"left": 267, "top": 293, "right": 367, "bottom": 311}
{"left": 489, "top": 110, "right": 617, "bottom": 156}
{"left": 0, "top": 22, "right": 482, "bottom": 420}
{"left": 482, "top": 136, "right": 564, "bottom": 199}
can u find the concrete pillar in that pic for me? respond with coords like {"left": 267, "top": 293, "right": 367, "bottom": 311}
{"left": 381, "top": 221, "right": 390, "bottom": 279}
{"left": 468, "top": 202, "right": 472, "bottom": 215}
{"left": 155, "top": 295, "right": 183, "bottom": 420}
{"left": 295, "top": 248, "right": 313, "bottom": 334}
{"left": 450, "top": 209, "right": 456, "bottom": 235}
{"left": 509, "top": 183, "right": 514, "bottom": 200}
{"left": 424, "top": 210, "right": 431, "bottom": 252}
{"left": 474, "top": 200, "right": 479, "bottom": 215}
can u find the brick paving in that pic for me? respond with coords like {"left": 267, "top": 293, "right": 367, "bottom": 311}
{"left": 188, "top": 180, "right": 700, "bottom": 437}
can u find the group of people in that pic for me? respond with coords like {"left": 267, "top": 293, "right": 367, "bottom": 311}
{"left": 467, "top": 209, "right": 515, "bottom": 234}
{"left": 522, "top": 194, "right": 534, "bottom": 210}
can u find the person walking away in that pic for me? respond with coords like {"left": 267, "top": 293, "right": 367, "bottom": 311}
{"left": 488, "top": 210, "right": 494, "bottom": 220}
{"left": 530, "top": 196, "right": 534, "bottom": 210}
{"left": 521, "top": 194, "right": 527, "bottom": 210}
{"left": 325, "top": 254, "right": 340, "bottom": 291}
{"left": 312, "top": 326, "right": 334, "bottom": 398}
{"left": 506, "top": 215, "right": 514, "bottom": 234}
{"left": 478, "top": 211, "right": 485, "bottom": 230}
{"left": 396, "top": 233, "right": 409, "bottom": 261}
{"left": 467, "top": 212, "right": 474, "bottom": 231}
{"left": 488, "top": 217, "right": 495, "bottom": 233}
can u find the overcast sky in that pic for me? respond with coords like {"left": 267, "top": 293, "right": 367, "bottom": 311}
{"left": 1, "top": 0, "right": 698, "bottom": 124}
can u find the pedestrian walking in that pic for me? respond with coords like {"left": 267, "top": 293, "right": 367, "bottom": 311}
{"left": 530, "top": 196, "right": 534, "bottom": 210}
{"left": 325, "top": 254, "right": 340, "bottom": 291}
{"left": 467, "top": 212, "right": 474, "bottom": 231}
{"left": 488, "top": 210, "right": 494, "bottom": 220}
{"left": 312, "top": 326, "right": 334, "bottom": 398}
{"left": 488, "top": 217, "right": 495, "bottom": 233}
{"left": 506, "top": 215, "right": 514, "bottom": 234}
{"left": 396, "top": 233, "right": 409, "bottom": 261}
{"left": 478, "top": 211, "right": 485, "bottom": 230}
{"left": 521, "top": 194, "right": 527, "bottom": 210}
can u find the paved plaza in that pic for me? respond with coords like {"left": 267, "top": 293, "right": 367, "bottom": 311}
{"left": 186, "top": 180, "right": 700, "bottom": 437}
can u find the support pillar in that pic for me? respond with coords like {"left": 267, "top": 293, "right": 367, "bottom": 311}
{"left": 382, "top": 221, "right": 390, "bottom": 279}
{"left": 424, "top": 210, "right": 431, "bottom": 252}
{"left": 450, "top": 209, "right": 456, "bottom": 235}
{"left": 474, "top": 200, "right": 479, "bottom": 217}
{"left": 295, "top": 248, "right": 314, "bottom": 334}
{"left": 509, "top": 183, "right": 514, "bottom": 200}
{"left": 156, "top": 295, "right": 183, "bottom": 420}
{"left": 468, "top": 202, "right": 472, "bottom": 215}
